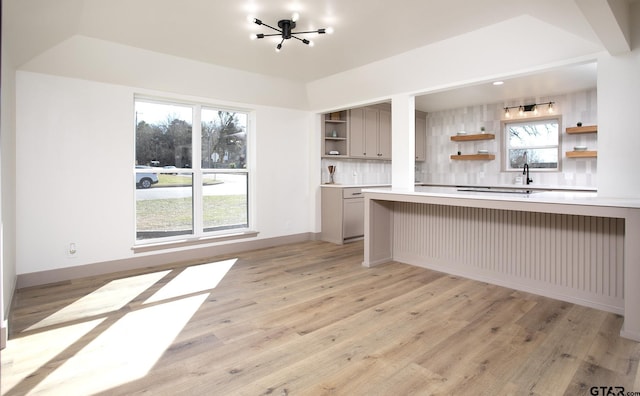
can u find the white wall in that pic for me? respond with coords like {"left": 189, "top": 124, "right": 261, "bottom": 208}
{"left": 21, "top": 35, "right": 310, "bottom": 111}
{"left": 15, "top": 71, "right": 315, "bottom": 275}
{"left": 597, "top": 4, "right": 640, "bottom": 198}
{"left": 1, "top": 31, "right": 17, "bottom": 326}
{"left": 307, "top": 15, "right": 603, "bottom": 112}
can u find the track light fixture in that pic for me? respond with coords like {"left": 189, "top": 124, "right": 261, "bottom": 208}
{"left": 250, "top": 13, "right": 332, "bottom": 52}
{"left": 503, "top": 102, "right": 555, "bottom": 118}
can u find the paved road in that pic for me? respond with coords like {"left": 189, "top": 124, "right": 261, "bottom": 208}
{"left": 136, "top": 174, "right": 246, "bottom": 200}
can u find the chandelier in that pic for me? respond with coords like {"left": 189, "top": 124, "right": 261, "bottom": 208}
{"left": 250, "top": 13, "right": 333, "bottom": 52}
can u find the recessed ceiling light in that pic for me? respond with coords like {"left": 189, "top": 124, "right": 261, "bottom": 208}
{"left": 492, "top": 81, "right": 504, "bottom": 86}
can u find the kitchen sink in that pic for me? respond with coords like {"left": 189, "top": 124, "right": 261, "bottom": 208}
{"left": 457, "top": 188, "right": 539, "bottom": 194}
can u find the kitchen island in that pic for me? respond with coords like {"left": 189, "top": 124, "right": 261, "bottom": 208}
{"left": 363, "top": 186, "right": 640, "bottom": 341}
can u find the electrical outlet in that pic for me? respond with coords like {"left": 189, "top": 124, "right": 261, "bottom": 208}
{"left": 67, "top": 242, "right": 78, "bottom": 258}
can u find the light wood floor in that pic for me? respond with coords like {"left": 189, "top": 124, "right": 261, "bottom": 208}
{"left": 2, "top": 240, "right": 640, "bottom": 395}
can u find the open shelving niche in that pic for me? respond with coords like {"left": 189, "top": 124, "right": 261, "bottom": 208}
{"left": 565, "top": 124, "right": 597, "bottom": 158}
{"left": 322, "top": 111, "right": 349, "bottom": 158}
{"left": 450, "top": 133, "right": 495, "bottom": 160}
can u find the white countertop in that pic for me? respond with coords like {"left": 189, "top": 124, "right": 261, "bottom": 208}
{"left": 424, "top": 183, "right": 597, "bottom": 192}
{"left": 321, "top": 183, "right": 391, "bottom": 188}
{"left": 362, "top": 186, "right": 640, "bottom": 209}
{"left": 321, "top": 183, "right": 597, "bottom": 192}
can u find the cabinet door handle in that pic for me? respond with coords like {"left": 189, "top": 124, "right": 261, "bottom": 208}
{"left": 352, "top": 192, "right": 363, "bottom": 195}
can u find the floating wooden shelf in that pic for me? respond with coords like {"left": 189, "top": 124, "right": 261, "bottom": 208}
{"left": 450, "top": 133, "right": 495, "bottom": 142}
{"left": 566, "top": 125, "right": 597, "bottom": 134}
{"left": 451, "top": 154, "right": 495, "bottom": 160}
{"left": 566, "top": 150, "right": 597, "bottom": 158}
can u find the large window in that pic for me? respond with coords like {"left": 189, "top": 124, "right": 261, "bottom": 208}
{"left": 134, "top": 99, "right": 249, "bottom": 242}
{"left": 504, "top": 117, "right": 560, "bottom": 171}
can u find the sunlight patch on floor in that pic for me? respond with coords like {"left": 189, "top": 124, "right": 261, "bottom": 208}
{"left": 1, "top": 318, "right": 105, "bottom": 394}
{"left": 145, "top": 259, "right": 237, "bottom": 304}
{"left": 3, "top": 260, "right": 239, "bottom": 394}
{"left": 28, "top": 293, "right": 209, "bottom": 395}
{"left": 25, "top": 270, "right": 171, "bottom": 332}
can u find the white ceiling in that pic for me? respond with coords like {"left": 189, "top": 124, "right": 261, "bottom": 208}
{"left": 5, "top": 0, "right": 615, "bottom": 111}
{"left": 415, "top": 62, "right": 598, "bottom": 112}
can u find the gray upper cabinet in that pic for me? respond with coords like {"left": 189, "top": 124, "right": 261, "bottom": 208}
{"left": 378, "top": 109, "right": 392, "bottom": 159}
{"left": 349, "top": 106, "right": 391, "bottom": 159}
{"left": 348, "top": 107, "right": 365, "bottom": 158}
{"left": 415, "top": 112, "right": 426, "bottom": 161}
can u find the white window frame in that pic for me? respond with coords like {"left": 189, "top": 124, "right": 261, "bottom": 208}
{"left": 502, "top": 115, "right": 562, "bottom": 172}
{"left": 133, "top": 96, "right": 255, "bottom": 249}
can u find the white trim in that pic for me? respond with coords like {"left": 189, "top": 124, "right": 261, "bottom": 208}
{"left": 502, "top": 115, "right": 562, "bottom": 172}
{"left": 17, "top": 232, "right": 316, "bottom": 289}
{"left": 132, "top": 230, "right": 259, "bottom": 252}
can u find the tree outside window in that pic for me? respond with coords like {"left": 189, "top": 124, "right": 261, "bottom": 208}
{"left": 505, "top": 118, "right": 560, "bottom": 171}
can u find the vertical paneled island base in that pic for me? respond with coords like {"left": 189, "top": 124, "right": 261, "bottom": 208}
{"left": 363, "top": 187, "right": 640, "bottom": 341}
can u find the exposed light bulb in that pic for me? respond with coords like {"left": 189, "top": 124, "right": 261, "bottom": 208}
{"left": 308, "top": 40, "right": 315, "bottom": 47}
{"left": 532, "top": 105, "right": 538, "bottom": 115}
{"left": 548, "top": 102, "right": 554, "bottom": 113}
{"left": 325, "top": 27, "right": 334, "bottom": 34}
{"left": 518, "top": 106, "right": 524, "bottom": 116}
{"left": 504, "top": 108, "right": 511, "bottom": 118}
{"left": 291, "top": 12, "right": 299, "bottom": 22}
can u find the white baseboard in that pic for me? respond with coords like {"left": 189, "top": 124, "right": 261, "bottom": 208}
{"left": 17, "top": 232, "right": 318, "bottom": 289}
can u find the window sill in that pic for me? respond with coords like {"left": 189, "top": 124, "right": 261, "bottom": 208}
{"left": 131, "top": 230, "right": 259, "bottom": 253}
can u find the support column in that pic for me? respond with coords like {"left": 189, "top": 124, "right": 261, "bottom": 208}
{"left": 391, "top": 95, "right": 415, "bottom": 191}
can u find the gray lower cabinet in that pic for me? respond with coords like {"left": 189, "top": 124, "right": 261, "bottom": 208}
{"left": 321, "top": 186, "right": 365, "bottom": 244}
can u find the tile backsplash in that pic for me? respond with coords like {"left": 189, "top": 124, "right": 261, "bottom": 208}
{"left": 321, "top": 158, "right": 391, "bottom": 185}
{"left": 321, "top": 89, "right": 597, "bottom": 189}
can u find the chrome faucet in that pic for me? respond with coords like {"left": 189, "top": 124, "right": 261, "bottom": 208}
{"left": 523, "top": 163, "right": 533, "bottom": 185}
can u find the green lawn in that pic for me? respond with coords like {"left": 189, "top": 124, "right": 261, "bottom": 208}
{"left": 136, "top": 195, "right": 247, "bottom": 231}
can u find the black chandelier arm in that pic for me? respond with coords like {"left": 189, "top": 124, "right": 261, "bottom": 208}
{"left": 254, "top": 20, "right": 282, "bottom": 34}
{"left": 256, "top": 33, "right": 282, "bottom": 38}
{"left": 289, "top": 35, "right": 311, "bottom": 45}
{"left": 293, "top": 30, "right": 324, "bottom": 35}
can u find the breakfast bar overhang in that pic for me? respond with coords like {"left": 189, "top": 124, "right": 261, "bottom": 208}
{"left": 363, "top": 186, "right": 640, "bottom": 341}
